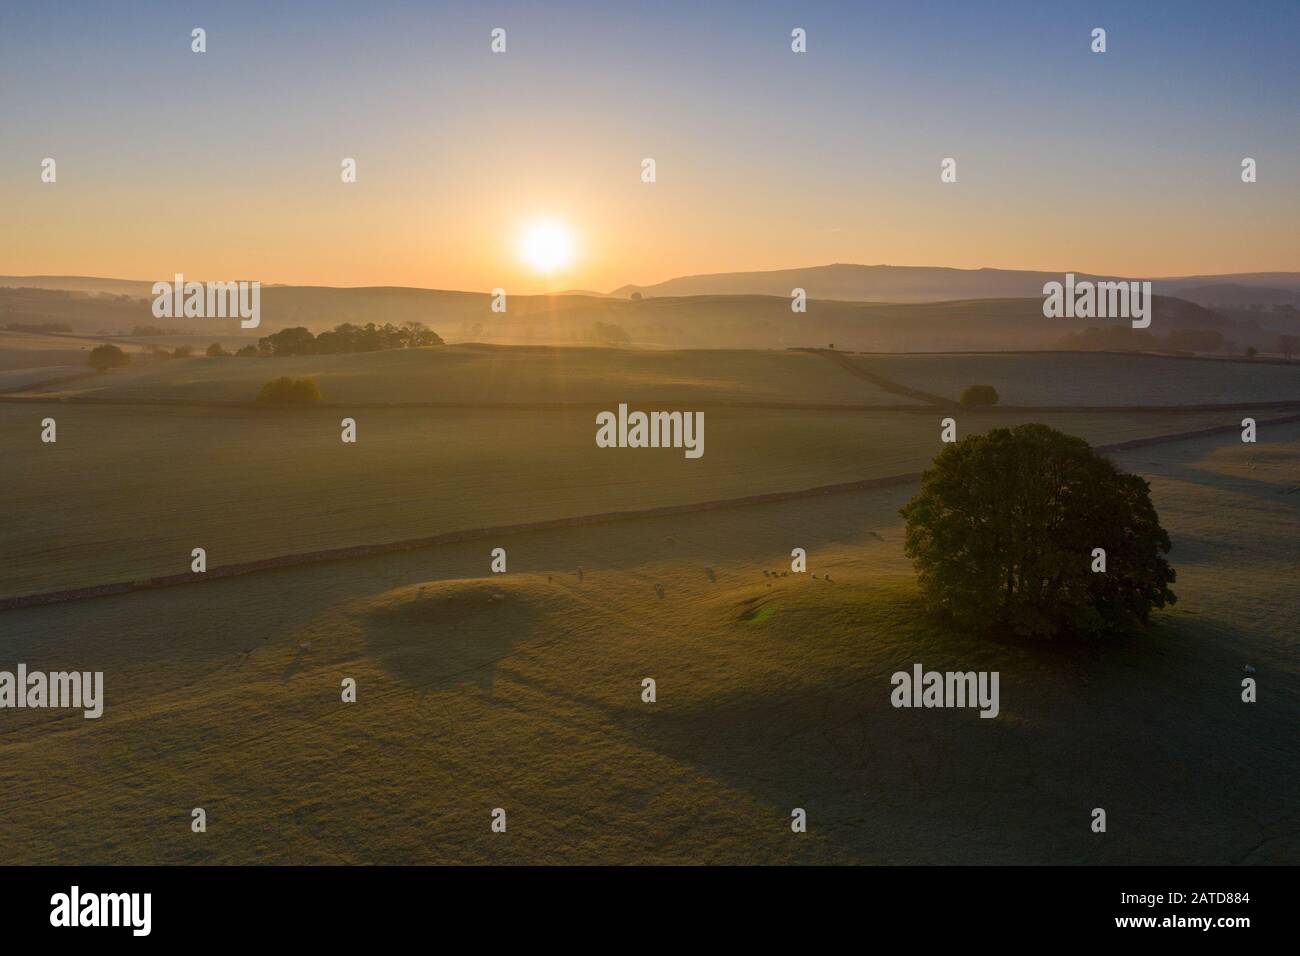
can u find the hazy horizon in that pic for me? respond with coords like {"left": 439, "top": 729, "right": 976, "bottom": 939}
{"left": 8, "top": 259, "right": 1300, "bottom": 299}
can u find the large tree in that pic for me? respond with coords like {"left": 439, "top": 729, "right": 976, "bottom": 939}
{"left": 900, "top": 423, "right": 1175, "bottom": 638}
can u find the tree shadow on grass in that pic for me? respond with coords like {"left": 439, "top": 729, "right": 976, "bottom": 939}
{"left": 498, "top": 593, "right": 1298, "bottom": 864}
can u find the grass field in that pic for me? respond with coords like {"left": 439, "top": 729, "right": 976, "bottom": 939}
{"left": 15, "top": 345, "right": 1297, "bottom": 412}
{"left": 0, "top": 343, "right": 1296, "bottom": 865}
{"left": 0, "top": 423, "right": 1295, "bottom": 864}
{"left": 11, "top": 345, "right": 922, "bottom": 407}
{"left": 0, "top": 365, "right": 88, "bottom": 391}
{"left": 0, "top": 329, "right": 152, "bottom": 372}
{"left": 847, "top": 351, "right": 1300, "bottom": 407}
{"left": 0, "top": 402, "right": 1285, "bottom": 598}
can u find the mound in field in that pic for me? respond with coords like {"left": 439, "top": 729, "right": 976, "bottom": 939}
{"left": 353, "top": 577, "right": 567, "bottom": 692}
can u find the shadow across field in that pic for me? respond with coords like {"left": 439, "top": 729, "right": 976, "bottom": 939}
{"left": 359, "top": 580, "right": 546, "bottom": 693}
{"left": 1, "top": 428, "right": 1296, "bottom": 864}
{"left": 496, "top": 589, "right": 1298, "bottom": 864}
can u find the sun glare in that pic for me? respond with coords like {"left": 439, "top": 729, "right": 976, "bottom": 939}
{"left": 518, "top": 220, "right": 575, "bottom": 274}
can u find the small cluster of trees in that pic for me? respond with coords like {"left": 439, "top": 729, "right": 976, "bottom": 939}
{"left": 253, "top": 321, "right": 443, "bottom": 357}
{"left": 90, "top": 343, "right": 203, "bottom": 368}
{"left": 959, "top": 384, "right": 999, "bottom": 407}
{"left": 88, "top": 343, "right": 130, "bottom": 371}
{"left": 588, "top": 321, "right": 631, "bottom": 346}
{"left": 256, "top": 376, "right": 322, "bottom": 404}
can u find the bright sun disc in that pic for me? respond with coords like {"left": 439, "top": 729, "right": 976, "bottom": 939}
{"left": 518, "top": 221, "right": 575, "bottom": 273}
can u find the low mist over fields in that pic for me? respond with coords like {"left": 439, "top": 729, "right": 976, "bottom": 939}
{"left": 5, "top": 265, "right": 1299, "bottom": 353}
{"left": 1, "top": 329, "right": 1296, "bottom": 864}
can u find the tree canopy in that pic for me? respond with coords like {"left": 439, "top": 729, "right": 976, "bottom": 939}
{"left": 256, "top": 376, "right": 322, "bottom": 404}
{"left": 257, "top": 321, "right": 442, "bottom": 356}
{"left": 88, "top": 343, "right": 129, "bottom": 371}
{"left": 899, "top": 423, "right": 1175, "bottom": 638}
{"left": 959, "top": 384, "right": 999, "bottom": 407}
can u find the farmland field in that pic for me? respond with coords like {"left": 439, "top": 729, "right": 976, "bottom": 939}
{"left": 846, "top": 350, "right": 1300, "bottom": 407}
{"left": 0, "top": 365, "right": 88, "bottom": 391}
{"left": 0, "top": 329, "right": 151, "bottom": 371}
{"left": 0, "top": 420, "right": 1295, "bottom": 865}
{"left": 11, "top": 345, "right": 920, "bottom": 407}
{"left": 0, "top": 343, "right": 1296, "bottom": 866}
{"left": 0, "top": 400, "right": 1289, "bottom": 599}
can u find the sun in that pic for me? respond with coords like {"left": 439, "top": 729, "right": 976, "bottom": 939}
{"left": 518, "top": 220, "right": 575, "bottom": 274}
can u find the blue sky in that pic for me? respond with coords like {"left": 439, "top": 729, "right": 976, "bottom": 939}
{"left": 2, "top": 0, "right": 1297, "bottom": 289}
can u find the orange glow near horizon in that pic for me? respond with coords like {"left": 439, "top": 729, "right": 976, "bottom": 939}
{"left": 2, "top": 7, "right": 1298, "bottom": 292}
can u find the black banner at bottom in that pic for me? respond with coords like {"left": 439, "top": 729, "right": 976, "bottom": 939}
{"left": 0, "top": 864, "right": 1283, "bottom": 943}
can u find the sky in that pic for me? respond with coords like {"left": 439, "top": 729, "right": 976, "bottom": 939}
{"left": 2, "top": 0, "right": 1298, "bottom": 293}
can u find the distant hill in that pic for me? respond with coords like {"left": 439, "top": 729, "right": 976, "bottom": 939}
{"left": 2, "top": 287, "right": 1239, "bottom": 351}
{"left": 9, "top": 266, "right": 1300, "bottom": 307}
{"left": 611, "top": 264, "right": 1300, "bottom": 302}
{"left": 0, "top": 271, "right": 1283, "bottom": 352}
{"left": 1173, "top": 283, "right": 1300, "bottom": 309}
{"left": 1158, "top": 273, "right": 1300, "bottom": 292}
{"left": 0, "top": 275, "right": 160, "bottom": 297}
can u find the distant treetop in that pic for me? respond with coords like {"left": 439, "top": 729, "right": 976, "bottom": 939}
{"left": 256, "top": 321, "right": 443, "bottom": 356}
